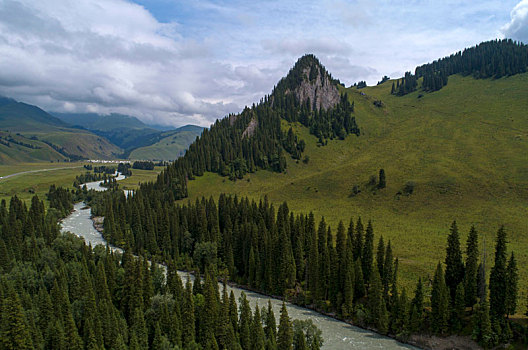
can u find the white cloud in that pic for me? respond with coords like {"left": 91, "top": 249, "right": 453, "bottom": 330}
{"left": 502, "top": 0, "right": 528, "bottom": 42}
{"left": 0, "top": 0, "right": 520, "bottom": 127}
{"left": 0, "top": 0, "right": 272, "bottom": 127}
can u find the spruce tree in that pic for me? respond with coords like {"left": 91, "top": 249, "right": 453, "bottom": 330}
{"left": 130, "top": 308, "right": 148, "bottom": 350}
{"left": 445, "top": 221, "right": 465, "bottom": 301}
{"left": 307, "top": 220, "right": 319, "bottom": 302}
{"left": 264, "top": 300, "right": 277, "bottom": 348}
{"left": 451, "top": 283, "right": 465, "bottom": 332}
{"left": 217, "top": 285, "right": 235, "bottom": 350}
{"left": 341, "top": 252, "right": 354, "bottom": 318}
{"left": 229, "top": 290, "right": 239, "bottom": 335}
{"left": 376, "top": 236, "right": 385, "bottom": 283}
{"left": 477, "top": 262, "right": 487, "bottom": 302}
{"left": 473, "top": 295, "right": 494, "bottom": 348}
{"left": 201, "top": 269, "right": 219, "bottom": 346}
{"left": 277, "top": 302, "right": 293, "bottom": 350}
{"left": 239, "top": 292, "right": 252, "bottom": 350}
{"left": 377, "top": 169, "right": 386, "bottom": 189}
{"left": 353, "top": 218, "right": 363, "bottom": 261}
{"left": 489, "top": 226, "right": 507, "bottom": 320}
{"left": 383, "top": 241, "right": 393, "bottom": 299}
{"left": 361, "top": 221, "right": 374, "bottom": 286}
{"left": 353, "top": 259, "right": 365, "bottom": 301}
{"left": 464, "top": 226, "right": 479, "bottom": 307}
{"left": 316, "top": 218, "right": 329, "bottom": 302}
{"left": 431, "top": 262, "right": 449, "bottom": 335}
{"left": 181, "top": 279, "right": 195, "bottom": 345}
{"left": 408, "top": 278, "right": 424, "bottom": 332}
{"left": 336, "top": 220, "right": 347, "bottom": 291}
{"left": 367, "top": 268, "right": 388, "bottom": 333}
{"left": 505, "top": 252, "right": 518, "bottom": 318}
{"left": 1, "top": 287, "right": 33, "bottom": 350}
{"left": 250, "top": 305, "right": 266, "bottom": 350}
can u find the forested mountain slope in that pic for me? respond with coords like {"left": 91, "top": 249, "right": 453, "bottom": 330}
{"left": 116, "top": 41, "right": 528, "bottom": 314}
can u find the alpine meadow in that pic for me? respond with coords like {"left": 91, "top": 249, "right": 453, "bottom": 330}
{"left": 1, "top": 1, "right": 528, "bottom": 350}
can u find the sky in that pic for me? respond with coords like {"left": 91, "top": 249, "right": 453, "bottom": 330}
{"left": 0, "top": 0, "right": 527, "bottom": 127}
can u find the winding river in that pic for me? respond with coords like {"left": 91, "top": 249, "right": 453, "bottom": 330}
{"left": 60, "top": 177, "right": 417, "bottom": 349}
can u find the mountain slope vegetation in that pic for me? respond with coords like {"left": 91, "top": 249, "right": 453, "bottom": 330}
{"left": 110, "top": 41, "right": 528, "bottom": 318}
{"left": 96, "top": 66, "right": 528, "bottom": 348}
{"left": 182, "top": 72, "right": 528, "bottom": 306}
{"left": 129, "top": 125, "right": 204, "bottom": 161}
{"left": 0, "top": 98, "right": 122, "bottom": 161}
{"left": 54, "top": 112, "right": 204, "bottom": 159}
{"left": 155, "top": 55, "right": 359, "bottom": 199}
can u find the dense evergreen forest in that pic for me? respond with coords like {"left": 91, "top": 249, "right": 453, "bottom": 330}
{"left": 391, "top": 39, "right": 528, "bottom": 95}
{"left": 0, "top": 194, "right": 321, "bottom": 350}
{"left": 153, "top": 55, "right": 359, "bottom": 200}
{"left": 97, "top": 190, "right": 527, "bottom": 347}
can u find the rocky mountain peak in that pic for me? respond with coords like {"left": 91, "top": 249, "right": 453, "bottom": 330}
{"left": 273, "top": 55, "right": 340, "bottom": 110}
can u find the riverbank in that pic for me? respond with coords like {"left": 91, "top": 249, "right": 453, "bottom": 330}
{"left": 87, "top": 212, "right": 484, "bottom": 350}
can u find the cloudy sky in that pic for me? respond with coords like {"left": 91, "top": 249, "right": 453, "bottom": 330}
{"left": 0, "top": 0, "right": 527, "bottom": 127}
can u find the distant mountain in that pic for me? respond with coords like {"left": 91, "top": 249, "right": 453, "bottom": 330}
{"left": 0, "top": 100, "right": 69, "bottom": 131}
{"left": 53, "top": 113, "right": 148, "bottom": 131}
{"left": 0, "top": 97, "right": 121, "bottom": 162}
{"left": 128, "top": 126, "right": 204, "bottom": 161}
{"left": 53, "top": 112, "right": 204, "bottom": 160}
{"left": 0, "top": 130, "right": 68, "bottom": 163}
{"left": 172, "top": 125, "right": 204, "bottom": 133}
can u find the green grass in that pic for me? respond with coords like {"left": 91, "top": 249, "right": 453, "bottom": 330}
{"left": 0, "top": 162, "right": 88, "bottom": 205}
{"left": 0, "top": 131, "right": 68, "bottom": 164}
{"left": 119, "top": 167, "right": 164, "bottom": 190}
{"left": 176, "top": 73, "right": 528, "bottom": 314}
{"left": 31, "top": 130, "right": 122, "bottom": 159}
{"left": 0, "top": 163, "right": 163, "bottom": 205}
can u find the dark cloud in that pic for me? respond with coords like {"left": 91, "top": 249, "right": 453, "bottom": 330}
{"left": 502, "top": 0, "right": 528, "bottom": 43}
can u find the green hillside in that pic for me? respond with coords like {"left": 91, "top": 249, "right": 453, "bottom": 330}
{"left": 177, "top": 73, "right": 528, "bottom": 305}
{"left": 128, "top": 126, "right": 203, "bottom": 161}
{"left": 0, "top": 131, "right": 67, "bottom": 164}
{"left": 54, "top": 112, "right": 203, "bottom": 158}
{"left": 0, "top": 101, "right": 68, "bottom": 131}
{"left": 0, "top": 98, "right": 122, "bottom": 161}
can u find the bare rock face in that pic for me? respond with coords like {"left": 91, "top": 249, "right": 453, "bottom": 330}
{"left": 242, "top": 116, "right": 258, "bottom": 138}
{"left": 292, "top": 66, "right": 340, "bottom": 110}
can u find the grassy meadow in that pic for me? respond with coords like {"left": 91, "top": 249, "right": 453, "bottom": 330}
{"left": 176, "top": 73, "right": 528, "bottom": 313}
{"left": 0, "top": 162, "right": 87, "bottom": 204}
{"left": 0, "top": 162, "right": 163, "bottom": 205}
{"left": 119, "top": 166, "right": 165, "bottom": 190}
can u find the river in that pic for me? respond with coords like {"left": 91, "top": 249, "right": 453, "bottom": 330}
{"left": 60, "top": 179, "right": 417, "bottom": 349}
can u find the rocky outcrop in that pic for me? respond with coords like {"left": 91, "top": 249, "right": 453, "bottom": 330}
{"left": 291, "top": 66, "right": 340, "bottom": 110}
{"left": 242, "top": 116, "right": 258, "bottom": 138}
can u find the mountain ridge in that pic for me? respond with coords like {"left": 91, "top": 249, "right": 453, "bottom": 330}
{"left": 53, "top": 112, "right": 204, "bottom": 158}
{"left": 0, "top": 97, "right": 122, "bottom": 161}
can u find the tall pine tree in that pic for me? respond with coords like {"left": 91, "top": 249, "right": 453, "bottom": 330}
{"left": 445, "top": 221, "right": 465, "bottom": 301}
